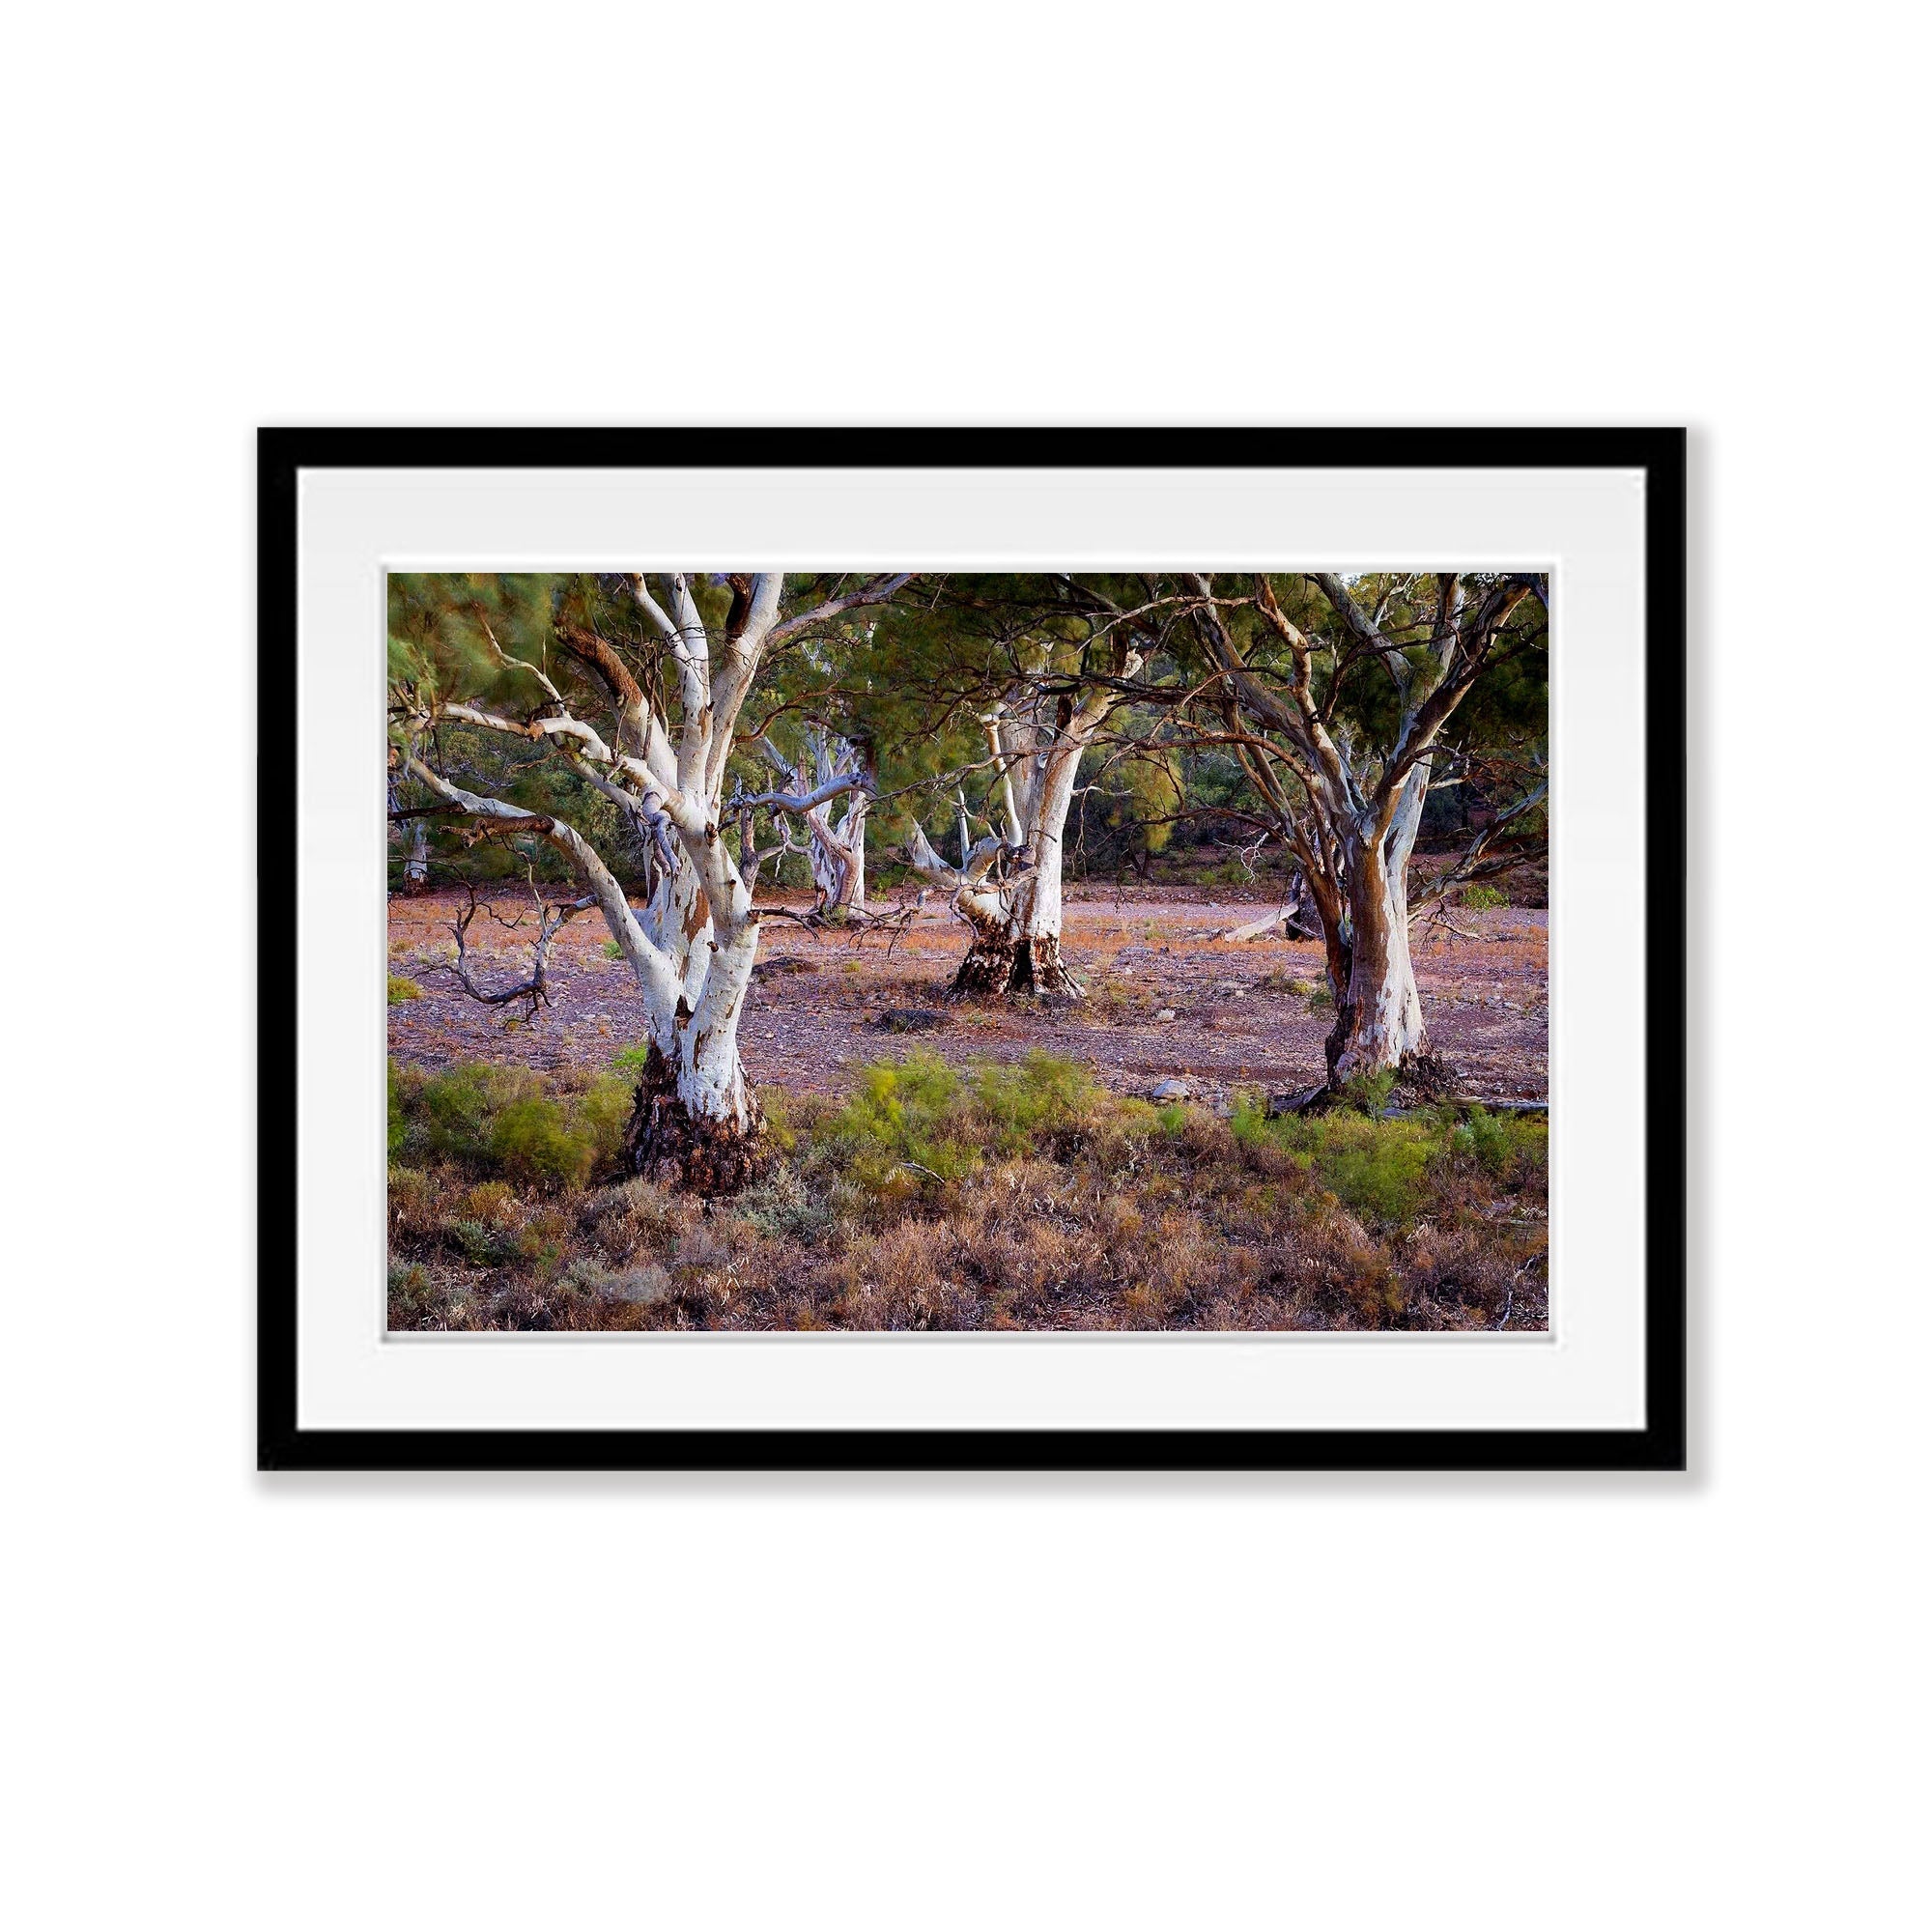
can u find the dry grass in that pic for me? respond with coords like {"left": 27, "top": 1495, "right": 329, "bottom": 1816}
{"left": 388, "top": 1050, "right": 1548, "bottom": 1333}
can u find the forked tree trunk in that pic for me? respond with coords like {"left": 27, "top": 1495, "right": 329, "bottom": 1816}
{"left": 621, "top": 908, "right": 763, "bottom": 1194}
{"left": 1187, "top": 569, "right": 1544, "bottom": 1100}
{"left": 606, "top": 825, "right": 768, "bottom": 1190}
{"left": 912, "top": 721, "right": 1091, "bottom": 999}
{"left": 759, "top": 728, "right": 870, "bottom": 915}
{"left": 940, "top": 839, "right": 1081, "bottom": 997}
{"left": 403, "top": 567, "right": 909, "bottom": 1196}
{"left": 807, "top": 791, "right": 867, "bottom": 913}
{"left": 1324, "top": 767, "right": 1435, "bottom": 1088}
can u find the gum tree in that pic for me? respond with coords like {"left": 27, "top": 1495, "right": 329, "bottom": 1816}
{"left": 749, "top": 724, "right": 873, "bottom": 914}
{"left": 892, "top": 579, "right": 1149, "bottom": 997}
{"left": 1185, "top": 572, "right": 1547, "bottom": 1090}
{"left": 389, "top": 570, "right": 905, "bottom": 1188}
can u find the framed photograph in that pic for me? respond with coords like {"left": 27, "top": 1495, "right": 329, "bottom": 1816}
{"left": 259, "top": 427, "right": 1685, "bottom": 1471}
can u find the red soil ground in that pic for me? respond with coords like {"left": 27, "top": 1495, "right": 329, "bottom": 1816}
{"left": 388, "top": 886, "right": 1548, "bottom": 1109}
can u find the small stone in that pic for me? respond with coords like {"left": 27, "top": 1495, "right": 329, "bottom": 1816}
{"left": 1149, "top": 1078, "right": 1194, "bottom": 1102}
{"left": 1153, "top": 1008, "right": 1178, "bottom": 1023}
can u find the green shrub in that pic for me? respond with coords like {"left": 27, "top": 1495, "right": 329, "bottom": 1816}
{"left": 1463, "top": 884, "right": 1508, "bottom": 910}
{"left": 973, "top": 1051, "right": 1096, "bottom": 1150}
{"left": 1340, "top": 1069, "right": 1398, "bottom": 1118}
{"left": 760, "top": 1086, "right": 798, "bottom": 1154}
{"left": 390, "top": 1059, "right": 628, "bottom": 1192}
{"left": 1247, "top": 1109, "right": 1437, "bottom": 1228}
{"left": 1307, "top": 986, "right": 1334, "bottom": 1013}
{"left": 1257, "top": 972, "right": 1316, "bottom": 996}
{"left": 576, "top": 1073, "right": 634, "bottom": 1165}
{"left": 1448, "top": 1106, "right": 1548, "bottom": 1181}
{"left": 807, "top": 1049, "right": 1099, "bottom": 1192}
{"left": 813, "top": 1048, "right": 978, "bottom": 1192}
{"left": 602, "top": 938, "right": 625, "bottom": 960}
{"left": 1309, "top": 1117, "right": 1433, "bottom": 1226}
{"left": 410, "top": 1063, "right": 503, "bottom": 1164}
{"left": 1229, "top": 1089, "right": 1274, "bottom": 1147}
{"left": 735, "top": 1161, "right": 836, "bottom": 1241}
{"left": 487, "top": 1094, "right": 595, "bottom": 1190}
{"left": 447, "top": 1216, "right": 502, "bottom": 1265}
{"left": 387, "top": 973, "right": 424, "bottom": 1003}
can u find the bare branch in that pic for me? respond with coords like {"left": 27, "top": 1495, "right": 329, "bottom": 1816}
{"left": 446, "top": 883, "right": 594, "bottom": 1022}
{"left": 763, "top": 573, "right": 913, "bottom": 648}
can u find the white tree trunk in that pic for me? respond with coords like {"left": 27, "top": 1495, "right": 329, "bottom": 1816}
{"left": 806, "top": 790, "right": 867, "bottom": 912}
{"left": 905, "top": 694, "right": 1115, "bottom": 998}
{"left": 622, "top": 878, "right": 763, "bottom": 1191}
{"left": 402, "top": 817, "right": 429, "bottom": 894}
{"left": 619, "top": 812, "right": 768, "bottom": 1188}
{"left": 1329, "top": 763, "right": 1431, "bottom": 1084}
{"left": 1014, "top": 732, "right": 1081, "bottom": 993}
{"left": 932, "top": 835, "right": 1079, "bottom": 997}
{"left": 399, "top": 568, "right": 907, "bottom": 1189}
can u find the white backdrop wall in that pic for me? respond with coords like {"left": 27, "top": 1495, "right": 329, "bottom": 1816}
{"left": 3, "top": 5, "right": 1923, "bottom": 1928}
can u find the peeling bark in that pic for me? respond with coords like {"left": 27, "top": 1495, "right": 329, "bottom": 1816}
{"left": 750, "top": 727, "right": 871, "bottom": 913}
{"left": 1324, "top": 762, "right": 1431, "bottom": 1083}
{"left": 1328, "top": 838, "right": 1427, "bottom": 1083}
{"left": 1195, "top": 571, "right": 1545, "bottom": 1093}
{"left": 904, "top": 643, "right": 1138, "bottom": 999}
{"left": 621, "top": 1039, "right": 765, "bottom": 1195}
{"left": 396, "top": 570, "right": 908, "bottom": 1194}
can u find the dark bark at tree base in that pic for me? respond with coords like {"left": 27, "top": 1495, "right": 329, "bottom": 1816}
{"left": 1386, "top": 1052, "right": 1458, "bottom": 1104}
{"left": 949, "top": 933, "right": 1082, "bottom": 1000}
{"left": 1299, "top": 1047, "right": 1460, "bottom": 1113}
{"left": 950, "top": 933, "right": 1016, "bottom": 997}
{"left": 621, "top": 1042, "right": 765, "bottom": 1196}
{"left": 1321, "top": 999, "right": 1359, "bottom": 1085}
{"left": 1023, "top": 934, "right": 1082, "bottom": 998}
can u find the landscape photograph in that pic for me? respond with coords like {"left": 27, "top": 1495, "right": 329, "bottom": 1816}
{"left": 386, "top": 568, "right": 1550, "bottom": 1333}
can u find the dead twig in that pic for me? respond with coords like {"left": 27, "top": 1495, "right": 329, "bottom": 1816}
{"left": 447, "top": 882, "right": 595, "bottom": 1023}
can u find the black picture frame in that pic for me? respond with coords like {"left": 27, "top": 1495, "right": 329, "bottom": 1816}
{"left": 259, "top": 427, "right": 1686, "bottom": 1473}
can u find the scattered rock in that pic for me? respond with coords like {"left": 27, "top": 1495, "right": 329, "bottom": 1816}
{"left": 1149, "top": 1078, "right": 1194, "bottom": 1102}
{"left": 874, "top": 1008, "right": 952, "bottom": 1034}
{"left": 753, "top": 956, "right": 816, "bottom": 981}
{"left": 1153, "top": 1008, "right": 1178, "bottom": 1023}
